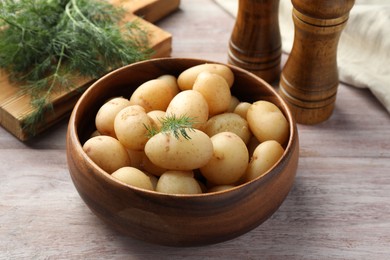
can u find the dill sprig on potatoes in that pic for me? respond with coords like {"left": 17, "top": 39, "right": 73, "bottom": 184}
{"left": 0, "top": 0, "right": 153, "bottom": 134}
{"left": 145, "top": 114, "right": 196, "bottom": 140}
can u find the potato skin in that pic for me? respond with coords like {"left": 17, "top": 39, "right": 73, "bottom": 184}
{"left": 203, "top": 113, "right": 252, "bottom": 144}
{"left": 141, "top": 152, "right": 167, "bottom": 177}
{"left": 156, "top": 171, "right": 202, "bottom": 195}
{"left": 200, "top": 132, "right": 249, "bottom": 185}
{"left": 193, "top": 72, "right": 231, "bottom": 116}
{"left": 83, "top": 135, "right": 131, "bottom": 173}
{"left": 247, "top": 101, "right": 289, "bottom": 145}
{"left": 244, "top": 140, "right": 285, "bottom": 181}
{"left": 165, "top": 90, "right": 209, "bottom": 130}
{"left": 177, "top": 63, "right": 234, "bottom": 91}
{"left": 144, "top": 128, "right": 213, "bottom": 171}
{"left": 127, "top": 149, "right": 144, "bottom": 169}
{"left": 233, "top": 102, "right": 251, "bottom": 119}
{"left": 157, "top": 74, "right": 180, "bottom": 96}
{"left": 95, "top": 97, "right": 131, "bottom": 138}
{"left": 129, "top": 77, "right": 177, "bottom": 112}
{"left": 227, "top": 96, "right": 240, "bottom": 112}
{"left": 114, "top": 105, "right": 151, "bottom": 151}
{"left": 111, "top": 166, "right": 154, "bottom": 191}
{"left": 147, "top": 110, "right": 166, "bottom": 132}
{"left": 88, "top": 65, "right": 292, "bottom": 193}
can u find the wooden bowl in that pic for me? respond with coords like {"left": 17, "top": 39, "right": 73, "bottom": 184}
{"left": 66, "top": 57, "right": 299, "bottom": 246}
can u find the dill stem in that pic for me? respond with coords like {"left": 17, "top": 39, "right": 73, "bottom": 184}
{"left": 64, "top": 1, "right": 81, "bottom": 28}
{"left": 41, "top": 44, "right": 66, "bottom": 101}
{"left": 50, "top": 43, "right": 66, "bottom": 92}
{"left": 0, "top": 14, "right": 24, "bottom": 31}
{"left": 66, "top": 0, "right": 101, "bottom": 33}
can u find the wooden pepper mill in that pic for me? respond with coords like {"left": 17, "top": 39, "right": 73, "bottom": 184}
{"left": 279, "top": 0, "right": 355, "bottom": 124}
{"left": 228, "top": 0, "right": 281, "bottom": 84}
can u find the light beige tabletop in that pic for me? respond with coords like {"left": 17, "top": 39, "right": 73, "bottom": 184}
{"left": 1, "top": 0, "right": 390, "bottom": 259}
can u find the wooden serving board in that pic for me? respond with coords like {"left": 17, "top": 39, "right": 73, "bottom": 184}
{"left": 0, "top": 0, "right": 180, "bottom": 141}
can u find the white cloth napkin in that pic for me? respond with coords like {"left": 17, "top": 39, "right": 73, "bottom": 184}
{"left": 214, "top": 0, "right": 390, "bottom": 114}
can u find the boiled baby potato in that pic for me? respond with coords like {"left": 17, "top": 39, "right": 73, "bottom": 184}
{"left": 203, "top": 112, "right": 252, "bottom": 144}
{"left": 127, "top": 149, "right": 144, "bottom": 169}
{"left": 147, "top": 110, "right": 166, "bottom": 132}
{"left": 147, "top": 173, "right": 159, "bottom": 190}
{"left": 90, "top": 129, "right": 101, "bottom": 138}
{"left": 244, "top": 140, "right": 285, "bottom": 181}
{"left": 200, "top": 132, "right": 249, "bottom": 185}
{"left": 83, "top": 135, "right": 131, "bottom": 173}
{"left": 233, "top": 102, "right": 251, "bottom": 119}
{"left": 111, "top": 166, "right": 154, "bottom": 191}
{"left": 247, "top": 100, "right": 289, "bottom": 145}
{"left": 129, "top": 75, "right": 179, "bottom": 112}
{"left": 141, "top": 152, "right": 167, "bottom": 177}
{"left": 114, "top": 105, "right": 151, "bottom": 151}
{"left": 157, "top": 74, "right": 180, "bottom": 95}
{"left": 165, "top": 90, "right": 209, "bottom": 129}
{"left": 193, "top": 71, "right": 231, "bottom": 116}
{"left": 247, "top": 135, "right": 261, "bottom": 157}
{"left": 227, "top": 95, "right": 240, "bottom": 112}
{"left": 156, "top": 171, "right": 202, "bottom": 195}
{"left": 95, "top": 97, "right": 131, "bottom": 138}
{"left": 177, "top": 63, "right": 234, "bottom": 91}
{"left": 144, "top": 128, "right": 213, "bottom": 171}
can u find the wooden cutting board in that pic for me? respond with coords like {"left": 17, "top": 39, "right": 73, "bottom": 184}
{"left": 0, "top": 0, "right": 180, "bottom": 141}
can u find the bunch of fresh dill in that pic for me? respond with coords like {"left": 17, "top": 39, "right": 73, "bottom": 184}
{"left": 0, "top": 0, "right": 153, "bottom": 134}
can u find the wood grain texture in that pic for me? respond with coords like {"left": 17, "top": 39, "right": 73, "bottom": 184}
{"left": 66, "top": 57, "right": 299, "bottom": 246}
{"left": 1, "top": 0, "right": 389, "bottom": 258}
{"left": 0, "top": 0, "right": 179, "bottom": 141}
{"left": 279, "top": 0, "right": 355, "bottom": 125}
{"left": 228, "top": 0, "right": 281, "bottom": 84}
{"left": 114, "top": 0, "right": 181, "bottom": 23}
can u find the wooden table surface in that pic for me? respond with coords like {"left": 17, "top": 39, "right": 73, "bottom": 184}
{"left": 1, "top": 0, "right": 389, "bottom": 259}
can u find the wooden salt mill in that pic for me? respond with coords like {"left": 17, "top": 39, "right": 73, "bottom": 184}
{"left": 279, "top": 0, "right": 355, "bottom": 124}
{"left": 228, "top": 0, "right": 281, "bottom": 84}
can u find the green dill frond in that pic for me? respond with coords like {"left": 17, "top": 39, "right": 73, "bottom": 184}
{"left": 144, "top": 114, "right": 197, "bottom": 140}
{"left": 160, "top": 114, "right": 196, "bottom": 140}
{"left": 21, "top": 97, "right": 54, "bottom": 137}
{"left": 0, "top": 0, "right": 153, "bottom": 135}
{"left": 144, "top": 123, "right": 160, "bottom": 139}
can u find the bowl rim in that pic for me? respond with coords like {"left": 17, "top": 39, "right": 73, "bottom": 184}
{"left": 68, "top": 57, "right": 298, "bottom": 198}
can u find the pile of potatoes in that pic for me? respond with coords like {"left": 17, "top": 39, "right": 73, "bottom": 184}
{"left": 82, "top": 63, "right": 289, "bottom": 194}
